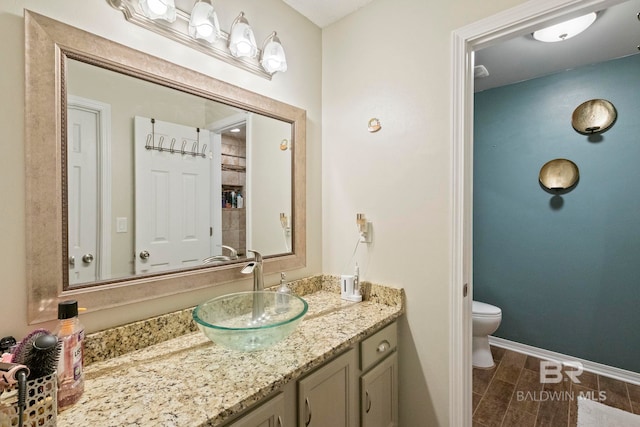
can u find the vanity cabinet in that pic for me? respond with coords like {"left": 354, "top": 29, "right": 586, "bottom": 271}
{"left": 297, "top": 348, "right": 358, "bottom": 427}
{"left": 229, "top": 392, "right": 285, "bottom": 427}
{"left": 226, "top": 321, "right": 398, "bottom": 427}
{"left": 359, "top": 322, "right": 398, "bottom": 427}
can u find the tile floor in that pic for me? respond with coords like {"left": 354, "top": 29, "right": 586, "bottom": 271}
{"left": 473, "top": 346, "right": 640, "bottom": 426}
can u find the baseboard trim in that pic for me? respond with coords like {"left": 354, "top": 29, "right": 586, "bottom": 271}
{"left": 488, "top": 336, "right": 640, "bottom": 386}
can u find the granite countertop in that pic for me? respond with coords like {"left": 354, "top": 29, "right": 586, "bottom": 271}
{"left": 57, "top": 276, "right": 404, "bottom": 426}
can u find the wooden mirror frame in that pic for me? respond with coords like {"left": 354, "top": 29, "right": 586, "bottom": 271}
{"left": 25, "top": 10, "right": 306, "bottom": 324}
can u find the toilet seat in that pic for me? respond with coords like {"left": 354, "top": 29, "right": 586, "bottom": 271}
{"left": 472, "top": 301, "right": 501, "bottom": 316}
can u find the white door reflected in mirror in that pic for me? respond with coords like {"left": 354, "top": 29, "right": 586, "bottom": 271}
{"left": 134, "top": 117, "right": 216, "bottom": 275}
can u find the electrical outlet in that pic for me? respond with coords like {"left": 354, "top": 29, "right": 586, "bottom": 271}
{"left": 359, "top": 222, "right": 372, "bottom": 243}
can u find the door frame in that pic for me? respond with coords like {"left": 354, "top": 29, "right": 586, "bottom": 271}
{"left": 449, "top": 0, "right": 624, "bottom": 424}
{"left": 209, "top": 113, "right": 251, "bottom": 252}
{"left": 67, "top": 95, "right": 112, "bottom": 281}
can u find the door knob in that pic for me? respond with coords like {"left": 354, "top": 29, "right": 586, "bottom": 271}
{"left": 69, "top": 256, "right": 75, "bottom": 267}
{"left": 139, "top": 250, "right": 150, "bottom": 260}
{"left": 82, "top": 254, "right": 94, "bottom": 264}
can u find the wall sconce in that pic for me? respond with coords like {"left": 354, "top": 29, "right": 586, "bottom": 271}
{"left": 108, "top": 0, "right": 286, "bottom": 79}
{"left": 539, "top": 159, "right": 579, "bottom": 193}
{"left": 139, "top": 0, "right": 176, "bottom": 22}
{"left": 356, "top": 213, "right": 372, "bottom": 243}
{"left": 188, "top": 0, "right": 220, "bottom": 43}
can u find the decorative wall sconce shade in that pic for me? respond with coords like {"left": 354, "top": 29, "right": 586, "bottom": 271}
{"left": 108, "top": 0, "right": 286, "bottom": 79}
{"left": 188, "top": 1, "right": 220, "bottom": 43}
{"left": 139, "top": 0, "right": 176, "bottom": 22}
{"left": 539, "top": 159, "right": 579, "bottom": 192}
{"left": 533, "top": 12, "right": 597, "bottom": 42}
{"left": 229, "top": 12, "right": 258, "bottom": 59}
{"left": 571, "top": 99, "right": 617, "bottom": 134}
{"left": 260, "top": 32, "right": 287, "bottom": 74}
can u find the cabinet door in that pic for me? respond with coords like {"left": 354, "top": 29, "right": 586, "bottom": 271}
{"left": 361, "top": 352, "right": 398, "bottom": 427}
{"left": 298, "top": 348, "right": 357, "bottom": 427}
{"left": 230, "top": 392, "right": 284, "bottom": 427}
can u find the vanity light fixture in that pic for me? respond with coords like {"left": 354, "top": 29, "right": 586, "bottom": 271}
{"left": 260, "top": 32, "right": 287, "bottom": 74}
{"left": 108, "top": 0, "right": 287, "bottom": 79}
{"left": 532, "top": 12, "right": 597, "bottom": 42}
{"left": 139, "top": 0, "right": 176, "bottom": 22}
{"left": 229, "top": 12, "right": 258, "bottom": 59}
{"left": 188, "top": 0, "right": 220, "bottom": 43}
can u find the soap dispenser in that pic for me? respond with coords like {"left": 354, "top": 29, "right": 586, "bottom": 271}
{"left": 276, "top": 272, "right": 291, "bottom": 313}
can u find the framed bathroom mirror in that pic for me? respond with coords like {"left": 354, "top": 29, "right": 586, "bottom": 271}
{"left": 25, "top": 11, "right": 306, "bottom": 323}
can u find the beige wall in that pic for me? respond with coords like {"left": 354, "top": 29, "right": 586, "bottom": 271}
{"left": 1, "top": 0, "right": 321, "bottom": 337}
{"left": 250, "top": 114, "right": 292, "bottom": 255}
{"left": 321, "top": 0, "right": 524, "bottom": 425}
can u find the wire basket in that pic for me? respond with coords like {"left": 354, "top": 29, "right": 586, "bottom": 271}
{"left": 0, "top": 373, "right": 57, "bottom": 427}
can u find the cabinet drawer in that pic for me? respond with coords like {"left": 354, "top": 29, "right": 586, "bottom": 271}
{"left": 360, "top": 322, "right": 397, "bottom": 371}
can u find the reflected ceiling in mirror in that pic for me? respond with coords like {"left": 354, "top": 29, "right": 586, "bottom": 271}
{"left": 25, "top": 10, "right": 306, "bottom": 323}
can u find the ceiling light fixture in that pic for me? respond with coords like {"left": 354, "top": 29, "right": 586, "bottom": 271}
{"left": 533, "top": 12, "right": 597, "bottom": 42}
{"left": 188, "top": 0, "right": 220, "bottom": 43}
{"left": 260, "top": 32, "right": 288, "bottom": 74}
{"left": 139, "top": 0, "right": 176, "bottom": 22}
{"left": 229, "top": 12, "right": 257, "bottom": 59}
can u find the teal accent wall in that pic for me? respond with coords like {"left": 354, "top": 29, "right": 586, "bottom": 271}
{"left": 473, "top": 54, "right": 640, "bottom": 373}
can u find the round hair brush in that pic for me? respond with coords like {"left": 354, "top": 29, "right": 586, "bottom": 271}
{"left": 24, "top": 334, "right": 61, "bottom": 380}
{"left": 11, "top": 328, "right": 49, "bottom": 366}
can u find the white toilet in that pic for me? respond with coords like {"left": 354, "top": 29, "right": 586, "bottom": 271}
{"left": 472, "top": 301, "right": 502, "bottom": 368}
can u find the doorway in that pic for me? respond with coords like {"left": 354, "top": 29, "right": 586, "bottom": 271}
{"left": 449, "top": 0, "right": 626, "bottom": 425}
{"left": 67, "top": 96, "right": 112, "bottom": 285}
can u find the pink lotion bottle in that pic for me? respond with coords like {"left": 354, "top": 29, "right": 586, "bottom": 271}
{"left": 54, "top": 300, "right": 85, "bottom": 410}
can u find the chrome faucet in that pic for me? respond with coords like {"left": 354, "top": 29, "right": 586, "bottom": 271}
{"left": 241, "top": 250, "right": 265, "bottom": 321}
{"left": 241, "top": 249, "right": 264, "bottom": 291}
{"left": 202, "top": 245, "right": 238, "bottom": 264}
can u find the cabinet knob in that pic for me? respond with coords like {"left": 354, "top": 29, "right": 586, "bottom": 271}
{"left": 377, "top": 340, "right": 391, "bottom": 353}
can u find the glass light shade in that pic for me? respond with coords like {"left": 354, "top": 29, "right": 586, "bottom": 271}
{"left": 533, "top": 12, "right": 597, "bottom": 42}
{"left": 229, "top": 12, "right": 257, "bottom": 58}
{"left": 260, "top": 32, "right": 287, "bottom": 74}
{"left": 188, "top": 2, "right": 220, "bottom": 43}
{"left": 139, "top": 0, "right": 176, "bottom": 22}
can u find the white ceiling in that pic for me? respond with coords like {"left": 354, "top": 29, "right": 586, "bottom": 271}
{"left": 283, "top": 0, "right": 640, "bottom": 92}
{"left": 282, "top": 0, "right": 375, "bottom": 28}
{"left": 474, "top": 0, "right": 640, "bottom": 91}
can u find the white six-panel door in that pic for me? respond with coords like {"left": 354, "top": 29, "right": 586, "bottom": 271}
{"left": 134, "top": 116, "right": 212, "bottom": 275}
{"left": 67, "top": 107, "right": 99, "bottom": 284}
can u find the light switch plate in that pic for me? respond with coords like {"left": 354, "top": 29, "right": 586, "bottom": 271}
{"left": 116, "top": 217, "right": 128, "bottom": 233}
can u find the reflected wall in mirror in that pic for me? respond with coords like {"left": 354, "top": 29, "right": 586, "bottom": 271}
{"left": 25, "top": 11, "right": 306, "bottom": 323}
{"left": 66, "top": 59, "right": 292, "bottom": 287}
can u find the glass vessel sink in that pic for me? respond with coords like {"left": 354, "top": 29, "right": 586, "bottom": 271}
{"left": 193, "top": 291, "right": 308, "bottom": 352}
